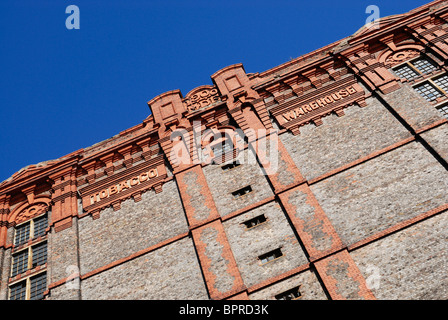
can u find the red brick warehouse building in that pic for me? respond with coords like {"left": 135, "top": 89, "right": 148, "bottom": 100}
{"left": 1, "top": 0, "right": 448, "bottom": 300}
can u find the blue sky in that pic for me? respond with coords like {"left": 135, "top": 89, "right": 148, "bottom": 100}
{"left": 0, "top": 0, "right": 430, "bottom": 182}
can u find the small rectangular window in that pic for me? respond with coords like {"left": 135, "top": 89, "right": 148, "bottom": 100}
{"left": 393, "top": 64, "right": 419, "bottom": 80}
{"left": 259, "top": 248, "right": 283, "bottom": 265}
{"left": 433, "top": 74, "right": 448, "bottom": 93}
{"left": 275, "top": 286, "right": 302, "bottom": 300}
{"left": 221, "top": 161, "right": 240, "bottom": 171}
{"left": 232, "top": 186, "right": 252, "bottom": 199}
{"left": 393, "top": 57, "right": 438, "bottom": 81}
{"left": 243, "top": 214, "right": 267, "bottom": 229}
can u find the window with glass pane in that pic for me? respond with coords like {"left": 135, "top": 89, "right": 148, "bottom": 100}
{"left": 437, "top": 104, "right": 448, "bottom": 119}
{"left": 414, "top": 82, "right": 443, "bottom": 102}
{"left": 11, "top": 250, "right": 29, "bottom": 277}
{"left": 259, "top": 248, "right": 283, "bottom": 264}
{"left": 412, "top": 58, "right": 438, "bottom": 74}
{"left": 31, "top": 242, "right": 47, "bottom": 268}
{"left": 394, "top": 64, "right": 419, "bottom": 80}
{"left": 29, "top": 273, "right": 47, "bottom": 300}
{"left": 9, "top": 281, "right": 27, "bottom": 300}
{"left": 14, "top": 222, "right": 30, "bottom": 246}
{"left": 33, "top": 214, "right": 48, "bottom": 238}
{"left": 212, "top": 140, "right": 232, "bottom": 157}
{"left": 433, "top": 74, "right": 448, "bottom": 93}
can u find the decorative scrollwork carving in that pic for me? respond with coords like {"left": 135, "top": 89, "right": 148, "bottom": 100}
{"left": 385, "top": 49, "right": 420, "bottom": 67}
{"left": 16, "top": 203, "right": 49, "bottom": 224}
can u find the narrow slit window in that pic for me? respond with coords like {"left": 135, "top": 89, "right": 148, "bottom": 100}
{"left": 243, "top": 214, "right": 267, "bottom": 229}
{"left": 221, "top": 161, "right": 240, "bottom": 171}
{"left": 232, "top": 186, "right": 252, "bottom": 199}
{"left": 275, "top": 286, "right": 302, "bottom": 300}
{"left": 259, "top": 248, "right": 283, "bottom": 265}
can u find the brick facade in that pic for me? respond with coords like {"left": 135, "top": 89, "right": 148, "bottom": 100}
{"left": 1, "top": 0, "right": 448, "bottom": 300}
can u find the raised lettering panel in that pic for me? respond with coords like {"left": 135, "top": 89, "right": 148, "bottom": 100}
{"left": 270, "top": 75, "right": 366, "bottom": 134}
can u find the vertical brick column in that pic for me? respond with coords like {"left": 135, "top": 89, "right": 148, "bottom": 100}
{"left": 0, "top": 195, "right": 10, "bottom": 249}
{"left": 175, "top": 165, "right": 220, "bottom": 229}
{"left": 252, "top": 132, "right": 305, "bottom": 193}
{"left": 278, "top": 184, "right": 344, "bottom": 261}
{"left": 191, "top": 220, "right": 245, "bottom": 300}
{"left": 50, "top": 167, "right": 78, "bottom": 233}
{"left": 314, "top": 249, "right": 376, "bottom": 300}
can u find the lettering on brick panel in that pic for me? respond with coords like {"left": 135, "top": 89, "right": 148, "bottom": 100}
{"left": 270, "top": 76, "right": 366, "bottom": 134}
